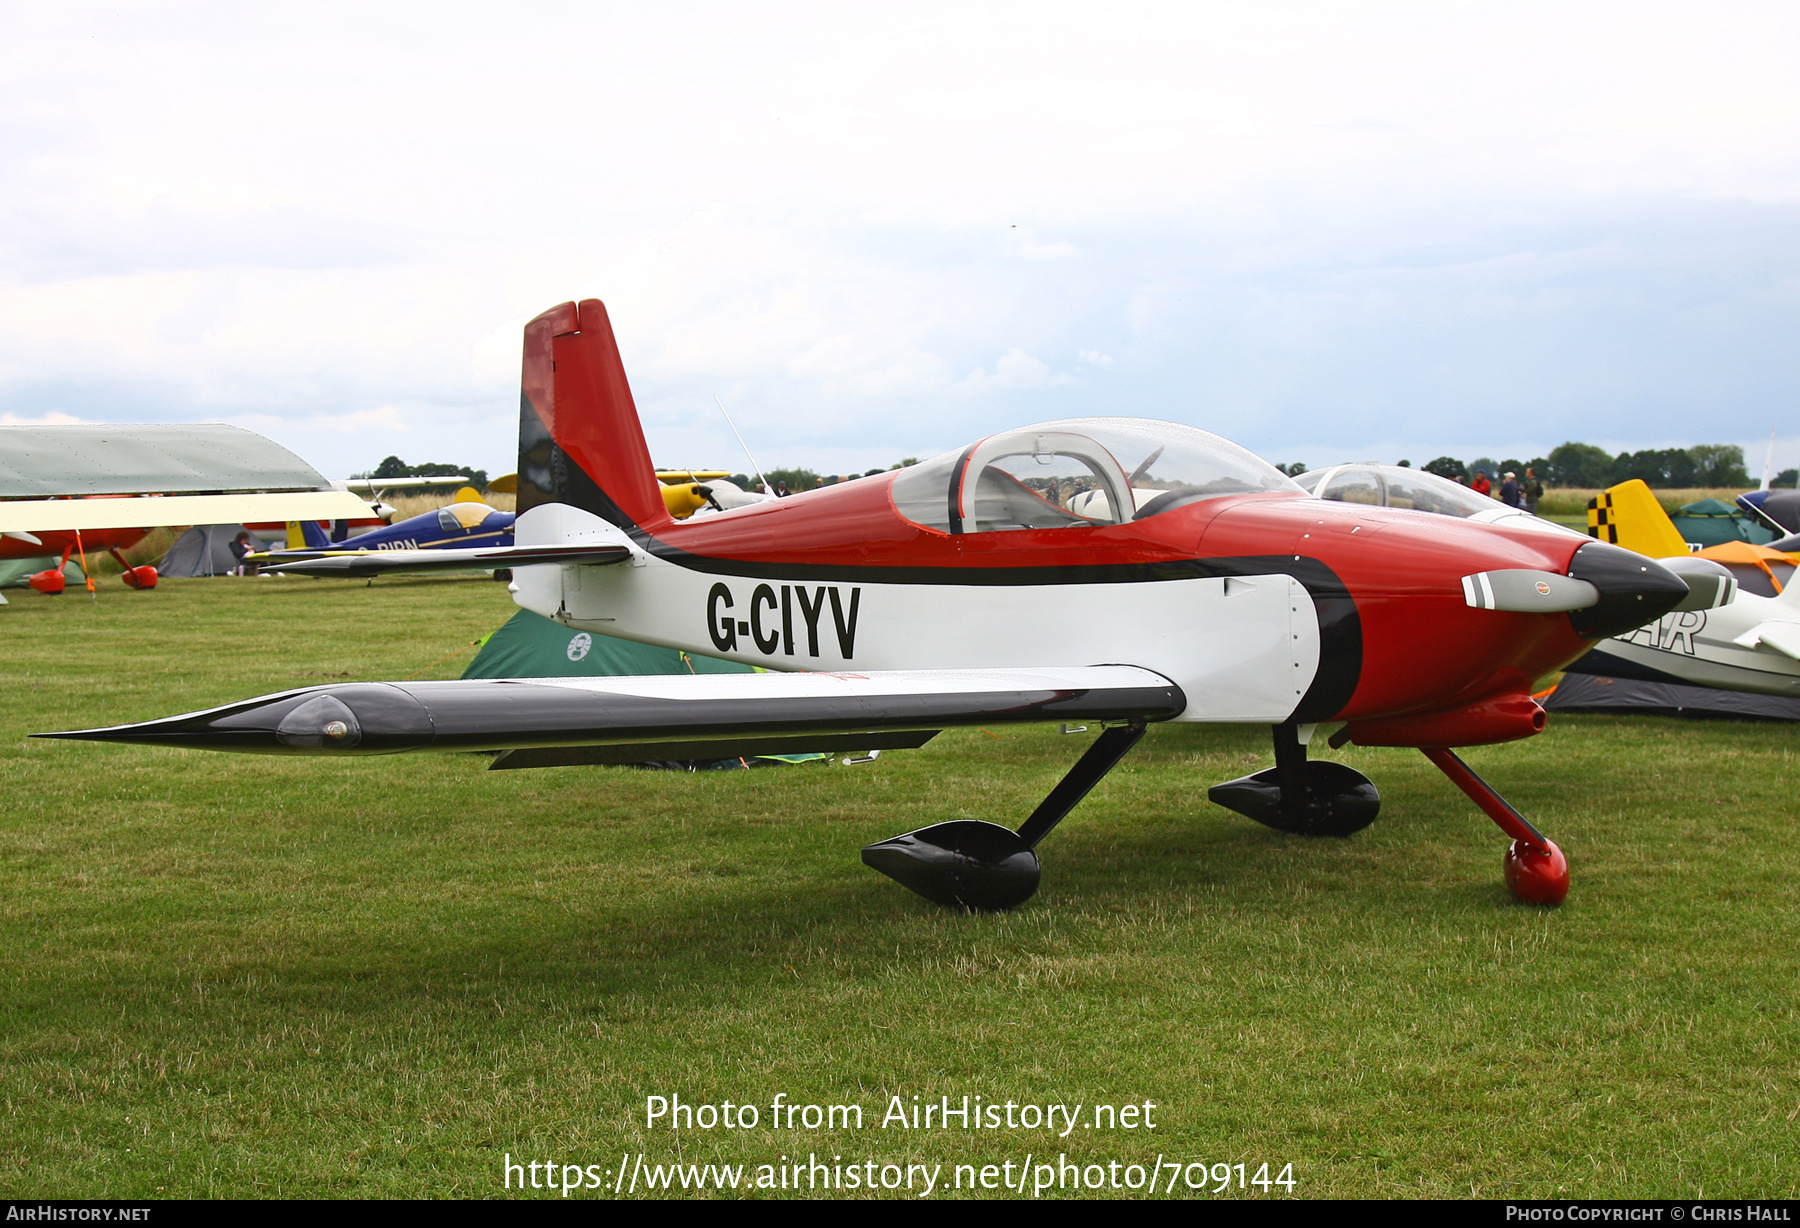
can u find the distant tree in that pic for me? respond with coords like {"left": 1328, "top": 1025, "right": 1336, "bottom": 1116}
{"left": 1422, "top": 456, "right": 1467, "bottom": 481}
{"left": 366, "top": 456, "right": 488, "bottom": 490}
{"left": 1775, "top": 468, "right": 1799, "bottom": 489}
{"left": 763, "top": 467, "right": 820, "bottom": 493}
{"left": 1546, "top": 442, "right": 1613, "bottom": 487}
{"left": 1275, "top": 462, "right": 1308, "bottom": 477}
{"left": 891, "top": 457, "right": 921, "bottom": 469}
{"left": 1612, "top": 449, "right": 1698, "bottom": 488}
{"left": 1687, "top": 444, "right": 1749, "bottom": 488}
{"left": 410, "top": 460, "right": 488, "bottom": 490}
{"left": 1396, "top": 459, "right": 1411, "bottom": 468}
{"left": 1468, "top": 456, "right": 1498, "bottom": 482}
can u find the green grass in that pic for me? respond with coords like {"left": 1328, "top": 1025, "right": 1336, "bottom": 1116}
{"left": 2, "top": 576, "right": 1798, "bottom": 1198}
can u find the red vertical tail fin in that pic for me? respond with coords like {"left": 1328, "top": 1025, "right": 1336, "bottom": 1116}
{"left": 515, "top": 299, "right": 671, "bottom": 531}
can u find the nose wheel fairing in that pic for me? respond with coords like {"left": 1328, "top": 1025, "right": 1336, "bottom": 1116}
{"left": 1208, "top": 723, "right": 1382, "bottom": 836}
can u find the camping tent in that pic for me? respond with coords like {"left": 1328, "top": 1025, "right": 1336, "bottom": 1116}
{"left": 158, "top": 525, "right": 267, "bottom": 577}
{"left": 1670, "top": 498, "right": 1779, "bottom": 549}
{"left": 1692, "top": 539, "right": 1796, "bottom": 598}
{"left": 0, "top": 555, "right": 84, "bottom": 588}
{"left": 464, "top": 609, "right": 757, "bottom": 679}
{"left": 1543, "top": 673, "right": 1800, "bottom": 721}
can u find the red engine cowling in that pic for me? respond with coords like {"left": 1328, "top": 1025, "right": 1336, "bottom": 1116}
{"left": 1344, "top": 692, "right": 1546, "bottom": 748}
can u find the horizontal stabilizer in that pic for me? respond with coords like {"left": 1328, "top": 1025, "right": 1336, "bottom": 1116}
{"left": 258, "top": 543, "right": 633, "bottom": 576}
{"left": 1461, "top": 569, "right": 1599, "bottom": 613}
{"left": 37, "top": 665, "right": 1186, "bottom": 756}
{"left": 1733, "top": 621, "right": 1800, "bottom": 661}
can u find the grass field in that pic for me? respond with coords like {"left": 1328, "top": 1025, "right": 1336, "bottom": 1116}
{"left": 2, "top": 575, "right": 1798, "bottom": 1199}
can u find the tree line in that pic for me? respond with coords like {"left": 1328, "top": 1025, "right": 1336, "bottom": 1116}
{"left": 364, "top": 455, "right": 491, "bottom": 492}
{"left": 725, "top": 461, "right": 921, "bottom": 494}
{"left": 752, "top": 444, "right": 1791, "bottom": 495}
{"left": 1278, "top": 443, "right": 1788, "bottom": 489}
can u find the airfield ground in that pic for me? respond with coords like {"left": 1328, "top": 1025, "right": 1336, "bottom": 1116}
{"left": 2, "top": 575, "right": 1796, "bottom": 1198}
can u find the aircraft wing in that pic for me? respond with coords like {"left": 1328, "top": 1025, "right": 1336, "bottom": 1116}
{"left": 0, "top": 491, "right": 373, "bottom": 534}
{"left": 1733, "top": 621, "right": 1800, "bottom": 661}
{"left": 256, "top": 543, "right": 630, "bottom": 576}
{"left": 0, "top": 423, "right": 373, "bottom": 531}
{"left": 38, "top": 665, "right": 1188, "bottom": 766}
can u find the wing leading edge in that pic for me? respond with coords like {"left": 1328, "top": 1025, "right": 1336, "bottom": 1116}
{"left": 37, "top": 665, "right": 1187, "bottom": 766}
{"left": 256, "top": 543, "right": 631, "bottom": 576}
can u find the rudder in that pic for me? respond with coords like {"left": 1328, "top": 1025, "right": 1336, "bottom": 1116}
{"left": 1586, "top": 480, "right": 1691, "bottom": 559}
{"left": 515, "top": 299, "right": 671, "bottom": 533}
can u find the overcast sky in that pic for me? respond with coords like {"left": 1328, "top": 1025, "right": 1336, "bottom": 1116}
{"left": 2, "top": 2, "right": 1796, "bottom": 480}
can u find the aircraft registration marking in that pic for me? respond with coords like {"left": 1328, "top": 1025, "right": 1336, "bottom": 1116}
{"left": 707, "top": 582, "right": 863, "bottom": 660}
{"left": 1616, "top": 609, "right": 1706, "bottom": 656}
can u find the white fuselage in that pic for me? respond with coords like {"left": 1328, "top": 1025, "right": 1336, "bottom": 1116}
{"left": 1593, "top": 587, "right": 1800, "bottom": 696}
{"left": 510, "top": 503, "right": 1321, "bottom": 723}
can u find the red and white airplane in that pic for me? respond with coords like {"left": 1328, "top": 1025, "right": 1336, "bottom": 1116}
{"left": 45, "top": 299, "right": 1694, "bottom": 910}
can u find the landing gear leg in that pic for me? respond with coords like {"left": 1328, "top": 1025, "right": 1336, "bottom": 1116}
{"left": 861, "top": 723, "right": 1147, "bottom": 911}
{"left": 27, "top": 545, "right": 76, "bottom": 595}
{"left": 1208, "top": 723, "right": 1382, "bottom": 836}
{"left": 110, "top": 547, "right": 157, "bottom": 590}
{"left": 1421, "top": 747, "right": 1568, "bottom": 906}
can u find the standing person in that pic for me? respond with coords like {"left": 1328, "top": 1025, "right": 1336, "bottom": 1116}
{"left": 1499, "top": 471, "right": 1521, "bottom": 508}
{"left": 775, "top": 480, "right": 790, "bottom": 498}
{"left": 1471, "top": 468, "right": 1492, "bottom": 498}
{"left": 1524, "top": 467, "right": 1544, "bottom": 515}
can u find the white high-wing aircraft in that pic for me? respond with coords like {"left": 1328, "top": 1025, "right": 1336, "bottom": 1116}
{"left": 1566, "top": 483, "right": 1800, "bottom": 695}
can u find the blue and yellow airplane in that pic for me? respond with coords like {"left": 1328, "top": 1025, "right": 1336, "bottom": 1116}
{"left": 251, "top": 487, "right": 515, "bottom": 576}
{"left": 252, "top": 473, "right": 751, "bottom": 577}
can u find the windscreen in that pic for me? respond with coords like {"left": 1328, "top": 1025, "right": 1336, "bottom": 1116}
{"left": 1293, "top": 464, "right": 1505, "bottom": 519}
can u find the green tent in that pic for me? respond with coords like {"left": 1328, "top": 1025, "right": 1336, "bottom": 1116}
{"left": 0, "top": 555, "right": 85, "bottom": 589}
{"left": 1669, "top": 498, "right": 1778, "bottom": 549}
{"left": 463, "top": 609, "right": 756, "bottom": 679}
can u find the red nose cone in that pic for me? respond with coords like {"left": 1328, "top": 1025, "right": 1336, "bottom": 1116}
{"left": 1504, "top": 839, "right": 1569, "bottom": 906}
{"left": 27, "top": 569, "right": 66, "bottom": 595}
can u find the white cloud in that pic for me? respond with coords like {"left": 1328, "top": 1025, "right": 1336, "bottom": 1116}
{"left": 0, "top": 411, "right": 85, "bottom": 424}
{"left": 954, "top": 349, "right": 1077, "bottom": 395}
{"left": 0, "top": 4, "right": 1797, "bottom": 474}
{"left": 230, "top": 405, "right": 410, "bottom": 435}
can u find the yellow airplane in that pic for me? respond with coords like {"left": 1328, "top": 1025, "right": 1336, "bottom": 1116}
{"left": 1587, "top": 479, "right": 1795, "bottom": 595}
{"left": 494, "top": 469, "right": 745, "bottom": 519}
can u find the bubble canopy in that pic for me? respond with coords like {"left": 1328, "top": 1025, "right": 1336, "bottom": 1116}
{"left": 890, "top": 417, "right": 1301, "bottom": 534}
